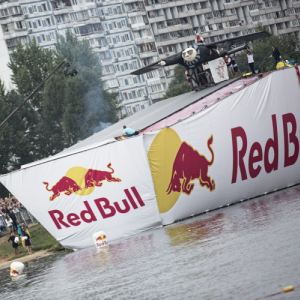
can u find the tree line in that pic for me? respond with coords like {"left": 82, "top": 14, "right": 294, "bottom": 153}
{"left": 0, "top": 31, "right": 121, "bottom": 196}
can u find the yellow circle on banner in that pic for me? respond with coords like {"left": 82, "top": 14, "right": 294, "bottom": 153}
{"left": 65, "top": 167, "right": 95, "bottom": 196}
{"left": 147, "top": 128, "right": 182, "bottom": 214}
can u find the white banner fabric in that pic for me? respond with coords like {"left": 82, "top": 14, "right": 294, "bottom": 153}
{"left": 208, "top": 58, "right": 229, "bottom": 83}
{"left": 144, "top": 68, "right": 300, "bottom": 225}
{"left": 0, "top": 136, "right": 161, "bottom": 249}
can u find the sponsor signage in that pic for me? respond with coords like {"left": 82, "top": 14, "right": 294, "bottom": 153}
{"left": 0, "top": 137, "right": 161, "bottom": 249}
{"left": 145, "top": 68, "right": 300, "bottom": 225}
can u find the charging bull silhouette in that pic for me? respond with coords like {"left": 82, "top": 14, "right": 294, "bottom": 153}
{"left": 85, "top": 163, "right": 121, "bottom": 189}
{"left": 43, "top": 177, "right": 82, "bottom": 201}
{"left": 166, "top": 135, "right": 215, "bottom": 195}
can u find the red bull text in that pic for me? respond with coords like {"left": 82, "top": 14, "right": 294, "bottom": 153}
{"left": 231, "top": 113, "right": 299, "bottom": 183}
{"left": 166, "top": 135, "right": 215, "bottom": 196}
{"left": 48, "top": 186, "right": 145, "bottom": 229}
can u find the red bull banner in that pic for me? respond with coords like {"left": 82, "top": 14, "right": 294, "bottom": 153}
{"left": 145, "top": 68, "right": 300, "bottom": 225}
{"left": 0, "top": 137, "right": 161, "bottom": 248}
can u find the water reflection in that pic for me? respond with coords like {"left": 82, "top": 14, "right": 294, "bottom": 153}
{"left": 165, "top": 213, "right": 224, "bottom": 246}
{"left": 1, "top": 186, "right": 300, "bottom": 300}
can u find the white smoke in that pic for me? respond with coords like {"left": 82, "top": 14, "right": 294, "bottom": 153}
{"left": 93, "top": 121, "right": 111, "bottom": 134}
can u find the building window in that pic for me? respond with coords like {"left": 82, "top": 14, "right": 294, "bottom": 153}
{"left": 27, "top": 21, "right": 32, "bottom": 28}
{"left": 124, "top": 34, "right": 130, "bottom": 41}
{"left": 132, "top": 91, "right": 137, "bottom": 99}
{"left": 46, "top": 18, "right": 51, "bottom": 26}
{"left": 32, "top": 6, "right": 37, "bottom": 13}
{"left": 132, "top": 61, "right": 138, "bottom": 69}
{"left": 72, "top": 0, "right": 78, "bottom": 5}
{"left": 37, "top": 20, "right": 42, "bottom": 27}
{"left": 123, "top": 92, "right": 128, "bottom": 100}
{"left": 121, "top": 20, "right": 126, "bottom": 27}
{"left": 135, "top": 104, "right": 140, "bottom": 111}
{"left": 127, "top": 106, "right": 132, "bottom": 113}
{"left": 50, "top": 32, "right": 55, "bottom": 39}
{"left": 23, "top": 7, "right": 28, "bottom": 14}
{"left": 41, "top": 34, "right": 46, "bottom": 42}
{"left": 115, "top": 36, "right": 120, "bottom": 43}
{"left": 119, "top": 78, "right": 125, "bottom": 86}
{"left": 124, "top": 63, "right": 128, "bottom": 70}
{"left": 42, "top": 3, "right": 47, "bottom": 11}
{"left": 108, "top": 8, "right": 113, "bottom": 15}
{"left": 115, "top": 64, "right": 120, "bottom": 72}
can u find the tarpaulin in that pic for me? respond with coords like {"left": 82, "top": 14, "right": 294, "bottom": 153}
{"left": 143, "top": 76, "right": 257, "bottom": 133}
{"left": 144, "top": 68, "right": 300, "bottom": 225}
{"left": 0, "top": 136, "right": 162, "bottom": 249}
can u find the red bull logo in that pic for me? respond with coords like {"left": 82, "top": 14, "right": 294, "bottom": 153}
{"left": 96, "top": 234, "right": 106, "bottom": 241}
{"left": 43, "top": 177, "right": 82, "bottom": 201}
{"left": 43, "top": 163, "right": 121, "bottom": 201}
{"left": 85, "top": 163, "right": 121, "bottom": 188}
{"left": 147, "top": 128, "right": 216, "bottom": 214}
{"left": 166, "top": 135, "right": 215, "bottom": 195}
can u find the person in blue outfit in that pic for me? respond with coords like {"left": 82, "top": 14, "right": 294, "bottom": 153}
{"left": 121, "top": 125, "right": 139, "bottom": 138}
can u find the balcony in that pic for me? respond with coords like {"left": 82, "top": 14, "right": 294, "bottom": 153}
{"left": 53, "top": 8, "right": 70, "bottom": 15}
{"left": 135, "top": 36, "right": 155, "bottom": 45}
{"left": 130, "top": 23, "right": 150, "bottom": 31}
{"left": 139, "top": 50, "right": 158, "bottom": 59}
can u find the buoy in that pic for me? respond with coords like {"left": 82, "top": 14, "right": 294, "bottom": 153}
{"left": 283, "top": 285, "right": 294, "bottom": 293}
{"left": 10, "top": 262, "right": 24, "bottom": 278}
{"left": 93, "top": 231, "right": 108, "bottom": 248}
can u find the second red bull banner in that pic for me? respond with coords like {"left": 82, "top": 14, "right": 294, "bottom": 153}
{"left": 0, "top": 137, "right": 162, "bottom": 248}
{"left": 144, "top": 68, "right": 300, "bottom": 225}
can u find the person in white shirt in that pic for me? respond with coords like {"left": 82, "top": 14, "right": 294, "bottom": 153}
{"left": 244, "top": 48, "right": 255, "bottom": 74}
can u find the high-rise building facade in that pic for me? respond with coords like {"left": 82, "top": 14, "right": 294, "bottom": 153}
{"left": 0, "top": 0, "right": 300, "bottom": 113}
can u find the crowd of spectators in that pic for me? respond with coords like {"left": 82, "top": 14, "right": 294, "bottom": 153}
{"left": 0, "top": 194, "right": 25, "bottom": 216}
{"left": 0, "top": 194, "right": 33, "bottom": 256}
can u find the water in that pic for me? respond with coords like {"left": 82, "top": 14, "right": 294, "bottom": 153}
{"left": 1, "top": 185, "right": 300, "bottom": 300}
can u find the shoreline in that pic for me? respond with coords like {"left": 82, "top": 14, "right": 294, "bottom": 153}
{"left": 0, "top": 249, "right": 55, "bottom": 270}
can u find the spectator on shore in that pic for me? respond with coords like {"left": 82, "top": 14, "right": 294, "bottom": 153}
{"left": 12, "top": 205, "right": 19, "bottom": 214}
{"left": 21, "top": 223, "right": 33, "bottom": 247}
{"left": 8, "top": 232, "right": 19, "bottom": 256}
{"left": 18, "top": 224, "right": 26, "bottom": 249}
{"left": 8, "top": 208, "right": 18, "bottom": 232}
{"left": 24, "top": 232, "right": 32, "bottom": 255}
{"left": 121, "top": 126, "right": 139, "bottom": 138}
{"left": 0, "top": 218, "right": 4, "bottom": 231}
{"left": 5, "top": 214, "right": 14, "bottom": 234}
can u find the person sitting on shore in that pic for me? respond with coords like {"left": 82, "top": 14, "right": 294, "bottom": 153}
{"left": 8, "top": 232, "right": 19, "bottom": 256}
{"left": 121, "top": 126, "right": 139, "bottom": 138}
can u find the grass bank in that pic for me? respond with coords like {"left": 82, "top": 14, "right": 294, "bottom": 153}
{"left": 0, "top": 223, "right": 71, "bottom": 262}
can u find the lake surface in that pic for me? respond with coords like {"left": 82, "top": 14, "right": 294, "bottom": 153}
{"left": 1, "top": 185, "right": 300, "bottom": 300}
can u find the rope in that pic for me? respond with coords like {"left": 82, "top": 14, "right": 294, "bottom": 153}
{"left": 254, "top": 285, "right": 300, "bottom": 300}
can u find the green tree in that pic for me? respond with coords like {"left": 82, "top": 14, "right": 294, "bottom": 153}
{"left": 163, "top": 65, "right": 191, "bottom": 100}
{"left": 0, "top": 81, "right": 30, "bottom": 196}
{"left": 40, "top": 30, "right": 121, "bottom": 152}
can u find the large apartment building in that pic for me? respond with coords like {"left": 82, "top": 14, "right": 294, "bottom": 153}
{"left": 0, "top": 0, "right": 300, "bottom": 113}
